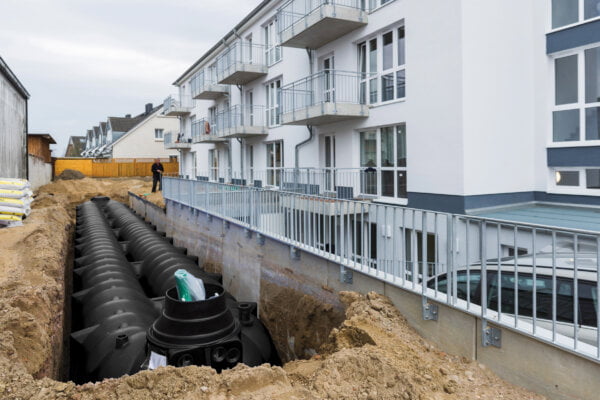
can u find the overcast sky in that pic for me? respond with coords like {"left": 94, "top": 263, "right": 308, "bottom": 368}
{"left": 0, "top": 0, "right": 259, "bottom": 155}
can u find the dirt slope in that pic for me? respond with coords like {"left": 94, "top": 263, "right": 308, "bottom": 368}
{"left": 0, "top": 178, "right": 545, "bottom": 399}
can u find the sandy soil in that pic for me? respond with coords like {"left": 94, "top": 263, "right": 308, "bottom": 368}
{"left": 0, "top": 178, "right": 545, "bottom": 399}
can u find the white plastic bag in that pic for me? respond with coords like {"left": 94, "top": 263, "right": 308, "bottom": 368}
{"left": 0, "top": 189, "right": 33, "bottom": 199}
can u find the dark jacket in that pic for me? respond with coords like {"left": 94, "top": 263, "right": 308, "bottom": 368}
{"left": 151, "top": 162, "right": 164, "bottom": 178}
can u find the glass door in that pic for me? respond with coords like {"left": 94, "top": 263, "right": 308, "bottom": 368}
{"left": 324, "top": 135, "right": 336, "bottom": 191}
{"left": 322, "top": 56, "right": 335, "bottom": 103}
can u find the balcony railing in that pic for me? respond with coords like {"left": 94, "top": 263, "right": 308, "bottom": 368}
{"left": 162, "top": 94, "right": 193, "bottom": 117}
{"left": 213, "top": 105, "right": 267, "bottom": 138}
{"left": 191, "top": 167, "right": 406, "bottom": 200}
{"left": 190, "top": 69, "right": 229, "bottom": 100}
{"left": 192, "top": 119, "right": 226, "bottom": 143}
{"left": 278, "top": 0, "right": 368, "bottom": 49}
{"left": 164, "top": 131, "right": 192, "bottom": 149}
{"left": 215, "top": 41, "right": 268, "bottom": 85}
{"left": 280, "top": 70, "right": 369, "bottom": 125}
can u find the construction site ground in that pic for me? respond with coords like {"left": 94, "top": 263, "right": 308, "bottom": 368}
{"left": 0, "top": 177, "right": 545, "bottom": 399}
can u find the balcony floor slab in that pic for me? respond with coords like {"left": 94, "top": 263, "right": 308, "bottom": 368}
{"left": 282, "top": 103, "right": 369, "bottom": 126}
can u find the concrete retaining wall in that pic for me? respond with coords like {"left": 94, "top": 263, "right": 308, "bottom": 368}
{"left": 28, "top": 155, "right": 52, "bottom": 190}
{"left": 130, "top": 193, "right": 600, "bottom": 400}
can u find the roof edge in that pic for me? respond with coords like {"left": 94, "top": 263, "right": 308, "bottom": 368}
{"left": 0, "top": 56, "right": 30, "bottom": 99}
{"left": 173, "top": 0, "right": 273, "bottom": 86}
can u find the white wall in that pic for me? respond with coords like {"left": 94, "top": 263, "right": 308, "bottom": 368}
{"left": 112, "top": 112, "right": 180, "bottom": 159}
{"left": 28, "top": 155, "right": 52, "bottom": 190}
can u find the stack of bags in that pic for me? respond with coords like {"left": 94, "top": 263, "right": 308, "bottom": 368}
{"left": 0, "top": 178, "right": 33, "bottom": 228}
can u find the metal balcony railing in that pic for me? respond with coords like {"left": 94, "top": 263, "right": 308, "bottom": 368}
{"left": 164, "top": 175, "right": 600, "bottom": 364}
{"left": 163, "top": 94, "right": 194, "bottom": 115}
{"left": 190, "top": 167, "right": 406, "bottom": 200}
{"left": 215, "top": 41, "right": 267, "bottom": 85}
{"left": 278, "top": 0, "right": 368, "bottom": 48}
{"left": 190, "top": 69, "right": 229, "bottom": 99}
{"left": 213, "top": 105, "right": 267, "bottom": 138}
{"left": 192, "top": 118, "right": 226, "bottom": 143}
{"left": 281, "top": 70, "right": 367, "bottom": 113}
{"left": 164, "top": 131, "right": 191, "bottom": 149}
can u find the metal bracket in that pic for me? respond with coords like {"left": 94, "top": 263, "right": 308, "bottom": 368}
{"left": 289, "top": 246, "right": 300, "bottom": 261}
{"left": 223, "top": 220, "right": 230, "bottom": 230}
{"left": 422, "top": 298, "right": 438, "bottom": 321}
{"left": 244, "top": 228, "right": 252, "bottom": 239}
{"left": 340, "top": 265, "right": 353, "bottom": 284}
{"left": 482, "top": 321, "right": 502, "bottom": 348}
{"left": 257, "top": 233, "right": 265, "bottom": 246}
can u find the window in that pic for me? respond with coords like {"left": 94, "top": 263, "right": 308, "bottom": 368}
{"left": 552, "top": 45, "right": 600, "bottom": 142}
{"left": 552, "top": 0, "right": 600, "bottom": 29}
{"left": 154, "top": 129, "right": 164, "bottom": 140}
{"left": 266, "top": 141, "right": 283, "bottom": 186}
{"left": 586, "top": 169, "right": 600, "bottom": 188}
{"left": 368, "top": 0, "right": 395, "bottom": 11}
{"left": 266, "top": 79, "right": 281, "bottom": 127}
{"left": 208, "top": 149, "right": 218, "bottom": 181}
{"left": 248, "top": 145, "right": 254, "bottom": 182}
{"left": 358, "top": 25, "right": 405, "bottom": 104}
{"left": 264, "top": 19, "right": 282, "bottom": 66}
{"left": 359, "top": 124, "right": 407, "bottom": 198}
{"left": 555, "top": 170, "right": 580, "bottom": 186}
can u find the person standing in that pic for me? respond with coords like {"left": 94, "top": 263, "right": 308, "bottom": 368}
{"left": 151, "top": 158, "right": 164, "bottom": 192}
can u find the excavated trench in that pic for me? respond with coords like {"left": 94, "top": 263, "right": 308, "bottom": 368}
{"left": 68, "top": 196, "right": 280, "bottom": 383}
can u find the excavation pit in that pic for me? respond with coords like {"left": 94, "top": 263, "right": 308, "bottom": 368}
{"left": 0, "top": 178, "right": 547, "bottom": 399}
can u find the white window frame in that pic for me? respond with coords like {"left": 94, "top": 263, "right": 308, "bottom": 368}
{"left": 154, "top": 128, "right": 164, "bottom": 141}
{"left": 550, "top": 44, "right": 600, "bottom": 146}
{"left": 264, "top": 18, "right": 282, "bottom": 66}
{"left": 266, "top": 78, "right": 282, "bottom": 127}
{"left": 266, "top": 140, "right": 283, "bottom": 187}
{"left": 368, "top": 0, "right": 396, "bottom": 12}
{"left": 209, "top": 149, "right": 218, "bottom": 181}
{"left": 549, "top": 0, "right": 600, "bottom": 32}
{"left": 548, "top": 167, "right": 600, "bottom": 195}
{"left": 359, "top": 124, "right": 407, "bottom": 203}
{"left": 358, "top": 22, "right": 405, "bottom": 106}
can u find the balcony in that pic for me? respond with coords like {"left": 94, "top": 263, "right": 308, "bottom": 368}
{"left": 215, "top": 42, "right": 268, "bottom": 85}
{"left": 214, "top": 105, "right": 268, "bottom": 139}
{"left": 280, "top": 70, "right": 369, "bottom": 126}
{"left": 277, "top": 0, "right": 367, "bottom": 49}
{"left": 162, "top": 94, "right": 193, "bottom": 117}
{"left": 192, "top": 119, "right": 226, "bottom": 143}
{"left": 191, "top": 69, "right": 229, "bottom": 100}
{"left": 164, "top": 132, "right": 192, "bottom": 149}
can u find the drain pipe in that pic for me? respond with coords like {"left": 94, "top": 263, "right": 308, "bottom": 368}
{"left": 295, "top": 48, "right": 315, "bottom": 169}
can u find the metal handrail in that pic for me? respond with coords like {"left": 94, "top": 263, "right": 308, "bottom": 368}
{"left": 163, "top": 176, "right": 600, "bottom": 362}
{"left": 280, "top": 70, "right": 371, "bottom": 114}
{"left": 277, "top": 0, "right": 367, "bottom": 37}
{"left": 215, "top": 41, "right": 266, "bottom": 81}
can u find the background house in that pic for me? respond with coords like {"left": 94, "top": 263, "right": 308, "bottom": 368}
{"left": 111, "top": 105, "right": 179, "bottom": 159}
{"left": 64, "top": 136, "right": 86, "bottom": 157}
{"left": 0, "top": 56, "right": 29, "bottom": 179}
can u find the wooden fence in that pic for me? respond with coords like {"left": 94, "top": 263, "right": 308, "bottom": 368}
{"left": 53, "top": 158, "right": 179, "bottom": 178}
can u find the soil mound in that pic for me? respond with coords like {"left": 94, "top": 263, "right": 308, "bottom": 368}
{"left": 56, "top": 169, "right": 85, "bottom": 180}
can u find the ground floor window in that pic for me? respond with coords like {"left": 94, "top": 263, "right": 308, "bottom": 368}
{"left": 209, "top": 149, "right": 218, "bottom": 181}
{"left": 552, "top": 167, "right": 600, "bottom": 193}
{"left": 359, "top": 124, "right": 407, "bottom": 198}
{"left": 266, "top": 141, "right": 283, "bottom": 186}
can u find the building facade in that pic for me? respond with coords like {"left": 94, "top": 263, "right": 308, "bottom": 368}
{"left": 65, "top": 136, "right": 86, "bottom": 157}
{"left": 169, "top": 0, "right": 600, "bottom": 214}
{"left": 27, "top": 133, "right": 55, "bottom": 189}
{"left": 0, "top": 56, "right": 29, "bottom": 179}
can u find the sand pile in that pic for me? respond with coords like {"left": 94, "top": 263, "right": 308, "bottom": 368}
{"left": 0, "top": 178, "right": 545, "bottom": 399}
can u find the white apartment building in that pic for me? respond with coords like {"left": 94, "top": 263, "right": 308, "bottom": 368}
{"left": 168, "top": 0, "right": 600, "bottom": 216}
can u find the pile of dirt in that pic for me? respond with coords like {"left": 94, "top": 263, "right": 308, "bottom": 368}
{"left": 0, "top": 290, "right": 545, "bottom": 400}
{"left": 141, "top": 191, "right": 166, "bottom": 208}
{"left": 0, "top": 178, "right": 545, "bottom": 399}
{"left": 55, "top": 169, "right": 85, "bottom": 180}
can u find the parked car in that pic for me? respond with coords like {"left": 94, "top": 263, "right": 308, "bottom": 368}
{"left": 427, "top": 243, "right": 598, "bottom": 346}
